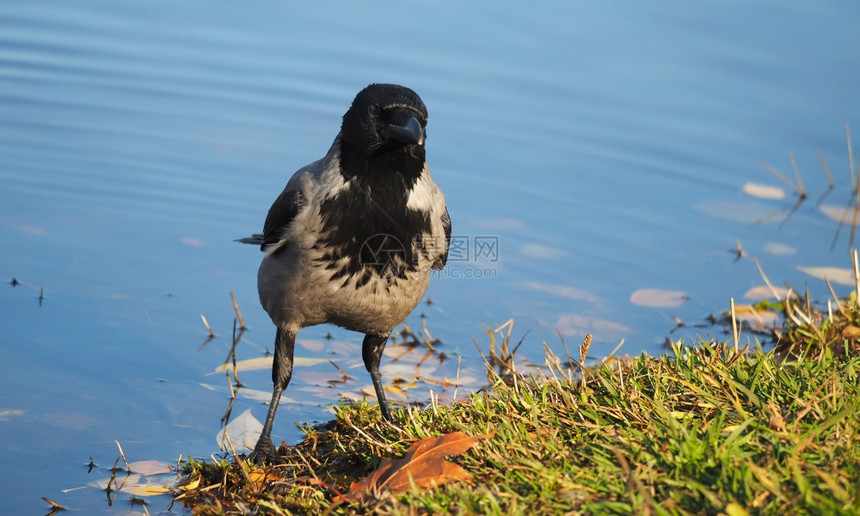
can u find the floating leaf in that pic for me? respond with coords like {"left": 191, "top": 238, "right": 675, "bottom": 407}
{"left": 550, "top": 313, "right": 631, "bottom": 339}
{"left": 180, "top": 237, "right": 205, "bottom": 247}
{"left": 120, "top": 482, "right": 173, "bottom": 497}
{"left": 128, "top": 459, "right": 172, "bottom": 475}
{"left": 344, "top": 431, "right": 494, "bottom": 502}
{"left": 212, "top": 356, "right": 329, "bottom": 374}
{"left": 796, "top": 266, "right": 854, "bottom": 286}
{"left": 0, "top": 408, "right": 25, "bottom": 421}
{"left": 518, "top": 243, "right": 566, "bottom": 259}
{"left": 381, "top": 362, "right": 437, "bottom": 378}
{"left": 522, "top": 282, "right": 600, "bottom": 302}
{"left": 297, "top": 339, "right": 326, "bottom": 352}
{"left": 763, "top": 242, "right": 796, "bottom": 255}
{"left": 629, "top": 289, "right": 688, "bottom": 308}
{"left": 731, "top": 305, "right": 779, "bottom": 323}
{"left": 216, "top": 408, "right": 263, "bottom": 451}
{"left": 820, "top": 204, "right": 854, "bottom": 223}
{"left": 239, "top": 388, "right": 292, "bottom": 403}
{"left": 743, "top": 285, "right": 792, "bottom": 300}
{"left": 90, "top": 474, "right": 141, "bottom": 490}
{"left": 89, "top": 468, "right": 175, "bottom": 497}
{"left": 741, "top": 182, "right": 786, "bottom": 200}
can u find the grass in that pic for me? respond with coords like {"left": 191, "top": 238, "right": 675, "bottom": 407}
{"left": 175, "top": 293, "right": 860, "bottom": 515}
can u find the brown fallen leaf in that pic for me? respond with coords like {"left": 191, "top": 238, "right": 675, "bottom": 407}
{"left": 343, "top": 430, "right": 495, "bottom": 502}
{"left": 248, "top": 467, "right": 280, "bottom": 488}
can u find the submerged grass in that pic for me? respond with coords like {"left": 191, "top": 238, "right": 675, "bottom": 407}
{"left": 176, "top": 295, "right": 860, "bottom": 515}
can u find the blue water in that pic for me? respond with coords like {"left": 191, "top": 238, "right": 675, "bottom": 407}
{"left": 2, "top": 1, "right": 859, "bottom": 512}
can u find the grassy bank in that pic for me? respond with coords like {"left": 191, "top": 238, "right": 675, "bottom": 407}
{"left": 176, "top": 294, "right": 860, "bottom": 515}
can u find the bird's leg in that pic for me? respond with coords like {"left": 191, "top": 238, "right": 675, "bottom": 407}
{"left": 362, "top": 333, "right": 392, "bottom": 421}
{"left": 251, "top": 326, "right": 295, "bottom": 464}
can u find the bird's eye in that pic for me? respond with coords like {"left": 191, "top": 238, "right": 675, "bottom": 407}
{"left": 369, "top": 103, "right": 381, "bottom": 117}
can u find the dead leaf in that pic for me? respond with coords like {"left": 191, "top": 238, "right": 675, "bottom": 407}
{"left": 796, "top": 266, "right": 854, "bottom": 286}
{"left": 178, "top": 478, "right": 200, "bottom": 491}
{"left": 0, "top": 408, "right": 25, "bottom": 421}
{"left": 742, "top": 285, "right": 792, "bottom": 300}
{"left": 128, "top": 459, "right": 172, "bottom": 476}
{"left": 519, "top": 243, "right": 565, "bottom": 259}
{"left": 820, "top": 204, "right": 854, "bottom": 223}
{"left": 89, "top": 474, "right": 173, "bottom": 496}
{"left": 248, "top": 467, "right": 280, "bottom": 488}
{"left": 212, "top": 356, "right": 329, "bottom": 374}
{"left": 121, "top": 482, "right": 173, "bottom": 497}
{"left": 741, "top": 182, "right": 786, "bottom": 200}
{"left": 629, "top": 289, "right": 688, "bottom": 308}
{"left": 842, "top": 325, "right": 860, "bottom": 339}
{"left": 343, "top": 431, "right": 495, "bottom": 502}
{"left": 763, "top": 242, "right": 796, "bottom": 255}
{"left": 731, "top": 305, "right": 779, "bottom": 323}
{"left": 216, "top": 408, "right": 263, "bottom": 451}
{"left": 767, "top": 401, "right": 786, "bottom": 431}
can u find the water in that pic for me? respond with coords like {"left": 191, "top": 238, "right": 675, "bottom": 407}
{"left": 2, "top": 1, "right": 859, "bottom": 512}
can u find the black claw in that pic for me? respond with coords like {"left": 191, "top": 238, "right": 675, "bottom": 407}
{"left": 380, "top": 402, "right": 392, "bottom": 422}
{"left": 249, "top": 436, "right": 279, "bottom": 465}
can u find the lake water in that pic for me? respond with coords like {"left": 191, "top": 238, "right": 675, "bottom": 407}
{"left": 2, "top": 1, "right": 859, "bottom": 513}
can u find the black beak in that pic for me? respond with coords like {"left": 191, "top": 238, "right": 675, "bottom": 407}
{"left": 387, "top": 116, "right": 425, "bottom": 146}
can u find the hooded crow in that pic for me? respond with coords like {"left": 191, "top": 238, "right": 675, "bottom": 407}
{"left": 238, "top": 83, "right": 450, "bottom": 463}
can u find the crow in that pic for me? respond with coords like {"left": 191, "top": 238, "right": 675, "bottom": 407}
{"left": 238, "top": 83, "right": 450, "bottom": 463}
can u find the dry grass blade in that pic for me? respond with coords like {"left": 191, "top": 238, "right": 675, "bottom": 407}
{"left": 114, "top": 440, "right": 131, "bottom": 471}
{"left": 328, "top": 359, "right": 354, "bottom": 383}
{"left": 850, "top": 191, "right": 860, "bottom": 251}
{"left": 848, "top": 122, "right": 856, "bottom": 188}
{"left": 758, "top": 159, "right": 801, "bottom": 196}
{"left": 854, "top": 249, "right": 860, "bottom": 302}
{"left": 222, "top": 431, "right": 255, "bottom": 491}
{"left": 788, "top": 151, "right": 807, "bottom": 199}
{"left": 600, "top": 339, "right": 625, "bottom": 364}
{"left": 41, "top": 497, "right": 67, "bottom": 510}
{"left": 817, "top": 148, "right": 835, "bottom": 188}
{"left": 200, "top": 314, "right": 216, "bottom": 338}
{"left": 753, "top": 257, "right": 782, "bottom": 300}
{"left": 730, "top": 297, "right": 739, "bottom": 351}
{"left": 230, "top": 292, "right": 246, "bottom": 330}
{"left": 733, "top": 239, "right": 746, "bottom": 262}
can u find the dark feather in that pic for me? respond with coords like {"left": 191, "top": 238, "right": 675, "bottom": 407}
{"left": 261, "top": 189, "right": 307, "bottom": 251}
{"left": 434, "top": 208, "right": 452, "bottom": 270}
{"left": 236, "top": 234, "right": 264, "bottom": 245}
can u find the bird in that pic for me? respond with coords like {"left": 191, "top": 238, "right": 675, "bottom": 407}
{"left": 238, "top": 83, "right": 450, "bottom": 463}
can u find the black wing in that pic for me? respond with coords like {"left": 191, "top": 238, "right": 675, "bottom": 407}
{"left": 433, "top": 207, "right": 451, "bottom": 270}
{"left": 260, "top": 188, "right": 307, "bottom": 251}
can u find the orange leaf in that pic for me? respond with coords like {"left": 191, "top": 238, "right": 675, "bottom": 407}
{"left": 343, "top": 431, "right": 494, "bottom": 502}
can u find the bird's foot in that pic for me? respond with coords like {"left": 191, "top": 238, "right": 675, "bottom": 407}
{"left": 249, "top": 436, "right": 280, "bottom": 465}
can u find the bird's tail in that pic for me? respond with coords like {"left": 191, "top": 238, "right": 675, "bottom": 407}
{"left": 235, "top": 234, "right": 264, "bottom": 245}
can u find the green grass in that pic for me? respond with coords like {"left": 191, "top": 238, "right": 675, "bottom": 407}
{"left": 178, "top": 304, "right": 860, "bottom": 515}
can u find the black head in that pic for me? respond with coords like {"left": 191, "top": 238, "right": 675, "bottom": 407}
{"left": 339, "top": 83, "right": 428, "bottom": 165}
